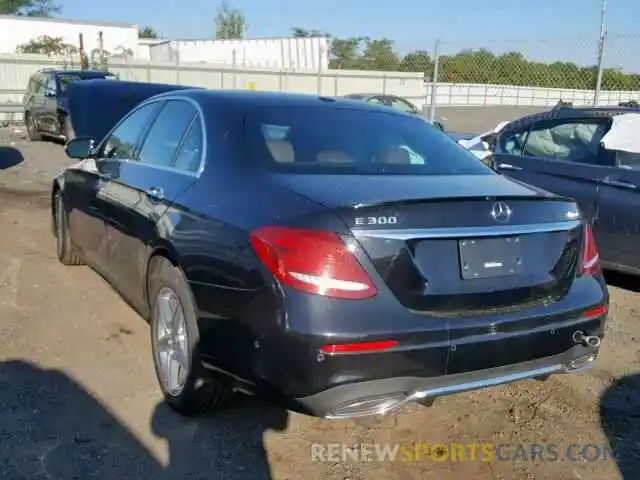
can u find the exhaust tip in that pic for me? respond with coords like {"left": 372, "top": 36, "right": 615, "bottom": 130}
{"left": 566, "top": 353, "right": 597, "bottom": 372}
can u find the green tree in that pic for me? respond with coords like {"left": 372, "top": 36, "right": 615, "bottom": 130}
{"left": 291, "top": 27, "right": 330, "bottom": 38}
{"left": 139, "top": 26, "right": 158, "bottom": 39}
{"left": 359, "top": 38, "right": 399, "bottom": 71}
{"left": 16, "top": 35, "right": 75, "bottom": 56}
{"left": 0, "top": 0, "right": 61, "bottom": 15}
{"left": 329, "top": 37, "right": 364, "bottom": 69}
{"left": 400, "top": 50, "right": 432, "bottom": 77}
{"left": 215, "top": 1, "right": 246, "bottom": 40}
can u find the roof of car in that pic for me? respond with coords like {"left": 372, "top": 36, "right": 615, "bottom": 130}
{"left": 37, "top": 69, "right": 115, "bottom": 77}
{"left": 502, "top": 105, "right": 640, "bottom": 132}
{"left": 153, "top": 89, "right": 413, "bottom": 114}
{"left": 343, "top": 93, "right": 404, "bottom": 99}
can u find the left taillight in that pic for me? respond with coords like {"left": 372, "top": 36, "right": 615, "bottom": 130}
{"left": 581, "top": 224, "right": 600, "bottom": 276}
{"left": 249, "top": 226, "right": 377, "bottom": 300}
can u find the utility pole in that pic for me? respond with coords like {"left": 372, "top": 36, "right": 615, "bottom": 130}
{"left": 594, "top": 0, "right": 607, "bottom": 106}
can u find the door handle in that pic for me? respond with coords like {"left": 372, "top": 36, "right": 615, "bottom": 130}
{"left": 146, "top": 186, "right": 165, "bottom": 201}
{"left": 496, "top": 162, "right": 522, "bottom": 171}
{"left": 602, "top": 177, "right": 638, "bottom": 190}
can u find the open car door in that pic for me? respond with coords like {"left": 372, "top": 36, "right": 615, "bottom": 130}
{"left": 66, "top": 79, "right": 200, "bottom": 143}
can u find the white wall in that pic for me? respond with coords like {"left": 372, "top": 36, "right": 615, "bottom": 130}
{"left": 0, "top": 15, "right": 139, "bottom": 56}
{"left": 149, "top": 37, "right": 330, "bottom": 70}
{"left": 0, "top": 54, "right": 424, "bottom": 122}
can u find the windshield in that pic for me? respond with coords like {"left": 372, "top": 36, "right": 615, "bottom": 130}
{"left": 244, "top": 106, "right": 492, "bottom": 175}
{"left": 58, "top": 74, "right": 116, "bottom": 93}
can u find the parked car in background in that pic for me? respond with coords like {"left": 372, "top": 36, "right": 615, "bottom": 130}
{"left": 23, "top": 68, "right": 117, "bottom": 142}
{"left": 54, "top": 80, "right": 607, "bottom": 420}
{"left": 342, "top": 93, "right": 445, "bottom": 131}
{"left": 492, "top": 105, "right": 640, "bottom": 275}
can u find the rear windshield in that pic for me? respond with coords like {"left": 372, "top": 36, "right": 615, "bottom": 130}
{"left": 244, "top": 106, "right": 492, "bottom": 175}
{"left": 58, "top": 73, "right": 116, "bottom": 93}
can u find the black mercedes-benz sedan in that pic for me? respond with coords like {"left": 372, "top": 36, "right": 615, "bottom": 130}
{"left": 52, "top": 79, "right": 608, "bottom": 419}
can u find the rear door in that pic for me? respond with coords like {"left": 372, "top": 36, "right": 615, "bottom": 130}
{"left": 98, "top": 98, "right": 201, "bottom": 310}
{"left": 493, "top": 117, "right": 611, "bottom": 223}
{"left": 594, "top": 151, "right": 640, "bottom": 271}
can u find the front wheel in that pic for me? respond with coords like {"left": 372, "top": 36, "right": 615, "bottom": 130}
{"left": 148, "top": 256, "right": 231, "bottom": 416}
{"left": 25, "top": 112, "right": 42, "bottom": 141}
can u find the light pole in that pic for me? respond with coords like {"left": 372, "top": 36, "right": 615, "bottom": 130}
{"left": 594, "top": 0, "right": 607, "bottom": 106}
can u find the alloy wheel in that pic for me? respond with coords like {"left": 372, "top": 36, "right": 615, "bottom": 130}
{"left": 153, "top": 287, "right": 190, "bottom": 396}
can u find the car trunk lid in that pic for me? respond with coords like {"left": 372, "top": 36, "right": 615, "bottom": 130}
{"left": 271, "top": 173, "right": 582, "bottom": 316}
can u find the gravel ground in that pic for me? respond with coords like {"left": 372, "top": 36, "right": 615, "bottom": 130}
{"left": 0, "top": 127, "right": 638, "bottom": 480}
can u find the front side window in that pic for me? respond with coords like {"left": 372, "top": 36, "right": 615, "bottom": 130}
{"left": 523, "top": 120, "right": 609, "bottom": 163}
{"left": 244, "top": 106, "right": 491, "bottom": 175}
{"left": 137, "top": 100, "right": 197, "bottom": 168}
{"left": 44, "top": 75, "right": 56, "bottom": 93}
{"left": 499, "top": 128, "right": 530, "bottom": 156}
{"left": 101, "top": 102, "right": 161, "bottom": 160}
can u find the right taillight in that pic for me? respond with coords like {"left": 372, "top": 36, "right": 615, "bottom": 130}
{"left": 249, "top": 226, "right": 378, "bottom": 300}
{"left": 581, "top": 224, "right": 600, "bottom": 276}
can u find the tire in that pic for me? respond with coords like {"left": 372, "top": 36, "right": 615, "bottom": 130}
{"left": 54, "top": 190, "right": 85, "bottom": 266}
{"left": 25, "top": 112, "right": 42, "bottom": 141}
{"left": 61, "top": 114, "right": 74, "bottom": 141}
{"left": 148, "top": 256, "right": 231, "bottom": 416}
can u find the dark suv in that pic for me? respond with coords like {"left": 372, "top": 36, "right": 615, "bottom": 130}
{"left": 23, "top": 69, "right": 117, "bottom": 142}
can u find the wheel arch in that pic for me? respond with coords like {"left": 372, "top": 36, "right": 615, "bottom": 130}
{"left": 50, "top": 179, "right": 62, "bottom": 236}
{"left": 144, "top": 240, "right": 183, "bottom": 312}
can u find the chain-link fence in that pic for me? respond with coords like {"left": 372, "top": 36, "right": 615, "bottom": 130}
{"left": 327, "top": 32, "right": 640, "bottom": 127}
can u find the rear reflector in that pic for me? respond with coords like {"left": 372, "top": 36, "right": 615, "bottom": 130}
{"left": 583, "top": 304, "right": 608, "bottom": 319}
{"left": 581, "top": 224, "right": 600, "bottom": 276}
{"left": 320, "top": 340, "right": 399, "bottom": 354}
{"left": 250, "top": 226, "right": 377, "bottom": 299}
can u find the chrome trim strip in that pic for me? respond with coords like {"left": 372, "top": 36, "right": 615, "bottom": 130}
{"left": 405, "top": 364, "right": 563, "bottom": 402}
{"left": 92, "top": 95, "right": 207, "bottom": 178}
{"left": 352, "top": 220, "right": 580, "bottom": 240}
{"left": 324, "top": 357, "right": 596, "bottom": 419}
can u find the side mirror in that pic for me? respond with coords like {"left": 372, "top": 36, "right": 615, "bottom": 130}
{"left": 65, "top": 137, "right": 95, "bottom": 159}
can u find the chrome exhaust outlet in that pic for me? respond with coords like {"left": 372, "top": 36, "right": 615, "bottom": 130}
{"left": 572, "top": 331, "right": 601, "bottom": 349}
{"left": 565, "top": 353, "right": 597, "bottom": 372}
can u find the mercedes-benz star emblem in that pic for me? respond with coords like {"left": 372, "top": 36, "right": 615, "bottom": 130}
{"left": 490, "top": 201, "right": 512, "bottom": 223}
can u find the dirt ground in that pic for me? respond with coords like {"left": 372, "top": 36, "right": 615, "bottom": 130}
{"left": 0, "top": 127, "right": 638, "bottom": 480}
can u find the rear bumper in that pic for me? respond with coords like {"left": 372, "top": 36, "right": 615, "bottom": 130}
{"left": 295, "top": 344, "right": 598, "bottom": 418}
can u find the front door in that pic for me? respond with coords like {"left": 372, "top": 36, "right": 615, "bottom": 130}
{"left": 97, "top": 99, "right": 201, "bottom": 311}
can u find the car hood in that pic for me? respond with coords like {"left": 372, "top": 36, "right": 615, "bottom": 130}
{"left": 66, "top": 79, "right": 198, "bottom": 142}
{"left": 270, "top": 173, "right": 557, "bottom": 209}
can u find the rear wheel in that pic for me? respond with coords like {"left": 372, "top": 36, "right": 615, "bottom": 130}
{"left": 25, "top": 112, "right": 42, "bottom": 141}
{"left": 54, "top": 190, "right": 85, "bottom": 266}
{"left": 148, "top": 256, "right": 231, "bottom": 416}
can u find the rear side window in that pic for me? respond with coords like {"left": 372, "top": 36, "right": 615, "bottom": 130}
{"left": 244, "top": 106, "right": 490, "bottom": 175}
{"left": 173, "top": 119, "right": 204, "bottom": 173}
